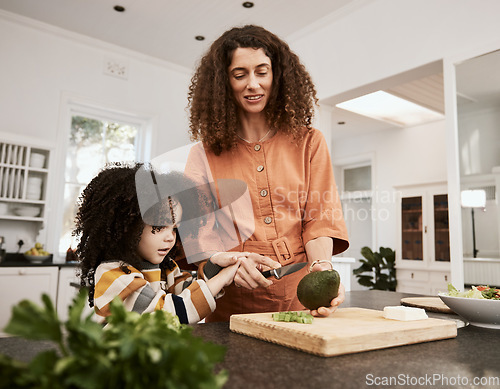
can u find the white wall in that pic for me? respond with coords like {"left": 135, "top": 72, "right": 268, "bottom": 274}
{"left": 0, "top": 13, "right": 193, "bottom": 253}
{"left": 458, "top": 108, "right": 500, "bottom": 176}
{"left": 332, "top": 120, "right": 447, "bottom": 251}
{"left": 288, "top": 0, "right": 500, "bottom": 287}
{"left": 291, "top": 0, "right": 500, "bottom": 101}
{"left": 0, "top": 13, "right": 192, "bottom": 154}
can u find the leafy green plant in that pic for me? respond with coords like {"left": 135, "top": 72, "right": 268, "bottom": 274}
{"left": 353, "top": 246, "right": 397, "bottom": 291}
{"left": 0, "top": 289, "right": 227, "bottom": 389}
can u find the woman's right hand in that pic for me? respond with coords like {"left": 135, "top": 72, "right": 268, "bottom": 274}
{"left": 233, "top": 252, "right": 281, "bottom": 289}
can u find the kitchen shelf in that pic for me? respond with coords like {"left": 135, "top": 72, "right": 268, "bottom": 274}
{"left": 0, "top": 141, "right": 50, "bottom": 223}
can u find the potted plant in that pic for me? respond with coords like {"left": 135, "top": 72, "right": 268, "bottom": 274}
{"left": 353, "top": 246, "right": 397, "bottom": 291}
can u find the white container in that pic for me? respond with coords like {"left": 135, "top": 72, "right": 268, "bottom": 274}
{"left": 13, "top": 205, "right": 40, "bottom": 217}
{"left": 30, "top": 152, "right": 46, "bottom": 169}
{"left": 26, "top": 176, "right": 43, "bottom": 200}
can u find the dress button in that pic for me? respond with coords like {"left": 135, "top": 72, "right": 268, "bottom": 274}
{"left": 254, "top": 144, "right": 261, "bottom": 151}
{"left": 257, "top": 165, "right": 264, "bottom": 172}
{"left": 260, "top": 189, "right": 268, "bottom": 197}
{"left": 264, "top": 216, "right": 272, "bottom": 224}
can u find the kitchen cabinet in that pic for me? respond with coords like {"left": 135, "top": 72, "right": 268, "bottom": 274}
{"left": 0, "top": 265, "right": 94, "bottom": 335}
{"left": 0, "top": 266, "right": 59, "bottom": 335}
{"left": 0, "top": 139, "right": 51, "bottom": 224}
{"left": 57, "top": 267, "right": 93, "bottom": 321}
{"left": 395, "top": 182, "right": 451, "bottom": 294}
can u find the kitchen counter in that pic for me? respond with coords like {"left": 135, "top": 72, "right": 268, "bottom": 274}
{"left": 1, "top": 291, "right": 499, "bottom": 388}
{"left": 0, "top": 252, "right": 77, "bottom": 267}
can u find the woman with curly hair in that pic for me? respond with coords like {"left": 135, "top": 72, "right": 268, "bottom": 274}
{"left": 75, "top": 162, "right": 240, "bottom": 324}
{"left": 186, "top": 25, "right": 349, "bottom": 322}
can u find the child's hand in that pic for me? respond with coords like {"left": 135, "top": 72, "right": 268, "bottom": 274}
{"left": 210, "top": 251, "right": 247, "bottom": 267}
{"left": 206, "top": 258, "right": 242, "bottom": 296}
{"left": 217, "top": 260, "right": 241, "bottom": 287}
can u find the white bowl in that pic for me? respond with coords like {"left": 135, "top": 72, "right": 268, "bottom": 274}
{"left": 438, "top": 293, "right": 500, "bottom": 329}
{"left": 29, "top": 153, "right": 46, "bottom": 168}
{"left": 24, "top": 254, "right": 51, "bottom": 263}
{"left": 13, "top": 205, "right": 40, "bottom": 217}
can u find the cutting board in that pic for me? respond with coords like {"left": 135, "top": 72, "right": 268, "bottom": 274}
{"left": 229, "top": 307, "right": 457, "bottom": 357}
{"left": 400, "top": 297, "right": 453, "bottom": 313}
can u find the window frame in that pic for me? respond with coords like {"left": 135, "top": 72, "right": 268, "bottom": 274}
{"left": 51, "top": 95, "right": 154, "bottom": 259}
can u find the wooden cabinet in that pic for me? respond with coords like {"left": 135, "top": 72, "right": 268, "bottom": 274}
{"left": 395, "top": 182, "right": 451, "bottom": 294}
{"left": 0, "top": 140, "right": 51, "bottom": 223}
{"left": 0, "top": 266, "right": 59, "bottom": 335}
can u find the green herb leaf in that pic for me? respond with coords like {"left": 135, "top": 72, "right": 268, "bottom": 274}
{"left": 4, "top": 294, "right": 62, "bottom": 344}
{"left": 1, "top": 289, "right": 228, "bottom": 389}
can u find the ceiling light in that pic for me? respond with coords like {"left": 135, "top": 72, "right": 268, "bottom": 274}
{"left": 242, "top": 2, "right": 254, "bottom": 8}
{"left": 195, "top": 36, "right": 205, "bottom": 41}
{"left": 336, "top": 91, "right": 444, "bottom": 127}
{"left": 113, "top": 5, "right": 125, "bottom": 12}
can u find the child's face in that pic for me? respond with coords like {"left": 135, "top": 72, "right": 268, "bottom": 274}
{"left": 137, "top": 202, "right": 182, "bottom": 265}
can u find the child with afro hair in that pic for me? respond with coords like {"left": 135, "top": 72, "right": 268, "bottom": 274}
{"left": 75, "top": 162, "right": 240, "bottom": 324}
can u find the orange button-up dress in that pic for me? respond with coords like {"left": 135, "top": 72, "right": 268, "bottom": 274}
{"left": 185, "top": 128, "right": 348, "bottom": 322}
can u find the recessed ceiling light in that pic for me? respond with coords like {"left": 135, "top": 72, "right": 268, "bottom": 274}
{"left": 113, "top": 5, "right": 125, "bottom": 12}
{"left": 242, "top": 2, "right": 254, "bottom": 8}
{"left": 336, "top": 91, "right": 444, "bottom": 127}
{"left": 195, "top": 36, "right": 205, "bottom": 41}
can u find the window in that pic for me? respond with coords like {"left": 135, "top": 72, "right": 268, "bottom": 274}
{"left": 58, "top": 113, "right": 144, "bottom": 255}
{"left": 343, "top": 165, "right": 372, "bottom": 193}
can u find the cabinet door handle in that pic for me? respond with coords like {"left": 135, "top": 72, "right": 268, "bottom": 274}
{"left": 445, "top": 275, "right": 448, "bottom": 281}
{"left": 424, "top": 226, "right": 427, "bottom": 233}
{"left": 411, "top": 272, "right": 414, "bottom": 279}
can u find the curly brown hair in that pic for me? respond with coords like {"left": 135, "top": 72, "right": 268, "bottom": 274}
{"left": 74, "top": 162, "right": 206, "bottom": 307}
{"left": 188, "top": 24, "right": 318, "bottom": 155}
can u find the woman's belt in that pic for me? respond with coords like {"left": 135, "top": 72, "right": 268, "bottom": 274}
{"left": 236, "top": 237, "right": 305, "bottom": 264}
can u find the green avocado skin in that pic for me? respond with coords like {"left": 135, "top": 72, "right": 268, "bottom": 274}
{"left": 296, "top": 270, "right": 340, "bottom": 310}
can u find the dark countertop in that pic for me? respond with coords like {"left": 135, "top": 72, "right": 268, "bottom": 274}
{"left": 0, "top": 253, "right": 78, "bottom": 267}
{"left": 2, "top": 290, "right": 499, "bottom": 388}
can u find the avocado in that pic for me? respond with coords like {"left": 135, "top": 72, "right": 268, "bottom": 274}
{"left": 296, "top": 270, "right": 340, "bottom": 310}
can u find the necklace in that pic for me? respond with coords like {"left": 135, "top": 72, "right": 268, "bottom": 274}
{"left": 236, "top": 129, "right": 272, "bottom": 143}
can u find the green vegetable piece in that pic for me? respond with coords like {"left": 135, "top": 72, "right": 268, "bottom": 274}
{"left": 271, "top": 311, "right": 314, "bottom": 324}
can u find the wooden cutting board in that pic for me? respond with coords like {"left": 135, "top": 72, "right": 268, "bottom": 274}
{"left": 229, "top": 307, "right": 457, "bottom": 357}
{"left": 400, "top": 297, "right": 453, "bottom": 313}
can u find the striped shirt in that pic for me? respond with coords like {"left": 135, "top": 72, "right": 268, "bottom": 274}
{"left": 93, "top": 259, "right": 216, "bottom": 324}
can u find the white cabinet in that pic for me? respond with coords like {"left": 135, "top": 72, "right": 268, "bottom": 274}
{"left": 395, "top": 182, "right": 451, "bottom": 295}
{"left": 57, "top": 267, "right": 94, "bottom": 321}
{"left": 0, "top": 266, "right": 59, "bottom": 335}
{"left": 0, "top": 140, "right": 51, "bottom": 224}
{"left": 331, "top": 257, "right": 355, "bottom": 292}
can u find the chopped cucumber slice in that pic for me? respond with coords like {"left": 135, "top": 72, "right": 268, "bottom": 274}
{"left": 271, "top": 311, "right": 314, "bottom": 324}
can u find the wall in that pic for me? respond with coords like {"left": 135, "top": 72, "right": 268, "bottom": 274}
{"left": 291, "top": 0, "right": 500, "bottom": 101}
{"left": 332, "top": 119, "right": 447, "bottom": 251}
{"left": 287, "top": 0, "right": 500, "bottom": 286}
{"left": 0, "top": 13, "right": 193, "bottom": 253}
{"left": 458, "top": 107, "right": 500, "bottom": 258}
{"left": 458, "top": 108, "right": 500, "bottom": 176}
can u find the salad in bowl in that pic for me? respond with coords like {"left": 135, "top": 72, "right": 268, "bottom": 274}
{"left": 439, "top": 284, "right": 500, "bottom": 329}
